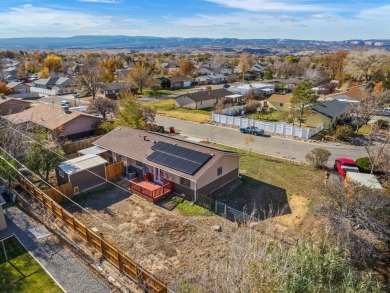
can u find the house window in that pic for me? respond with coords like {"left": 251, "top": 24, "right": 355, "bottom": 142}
{"left": 280, "top": 103, "right": 284, "bottom": 107}
{"left": 180, "top": 177, "right": 191, "bottom": 188}
{"left": 217, "top": 167, "right": 223, "bottom": 176}
{"left": 59, "top": 170, "right": 64, "bottom": 178}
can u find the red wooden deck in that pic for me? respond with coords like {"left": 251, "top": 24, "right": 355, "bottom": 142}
{"left": 129, "top": 177, "right": 173, "bottom": 202}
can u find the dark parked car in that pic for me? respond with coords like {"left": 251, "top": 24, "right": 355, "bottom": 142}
{"left": 239, "top": 126, "right": 264, "bottom": 136}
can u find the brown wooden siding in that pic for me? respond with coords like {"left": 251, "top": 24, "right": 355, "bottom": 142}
{"left": 173, "top": 182, "right": 195, "bottom": 201}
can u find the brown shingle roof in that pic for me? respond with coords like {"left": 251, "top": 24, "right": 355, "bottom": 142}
{"left": 177, "top": 88, "right": 235, "bottom": 103}
{"left": 267, "top": 94, "right": 292, "bottom": 103}
{"left": 93, "top": 126, "right": 238, "bottom": 180}
{"left": 4, "top": 104, "right": 103, "bottom": 130}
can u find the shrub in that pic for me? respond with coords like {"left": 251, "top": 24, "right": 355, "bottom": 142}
{"left": 244, "top": 101, "right": 261, "bottom": 113}
{"left": 335, "top": 125, "right": 354, "bottom": 141}
{"left": 355, "top": 157, "right": 372, "bottom": 173}
{"left": 305, "top": 148, "right": 331, "bottom": 169}
{"left": 374, "top": 119, "right": 389, "bottom": 129}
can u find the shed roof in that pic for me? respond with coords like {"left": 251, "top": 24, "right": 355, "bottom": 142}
{"left": 58, "top": 154, "right": 107, "bottom": 175}
{"left": 77, "top": 146, "right": 108, "bottom": 156}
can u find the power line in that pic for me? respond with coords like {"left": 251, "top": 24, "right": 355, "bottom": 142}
{"left": 0, "top": 118, "right": 249, "bottom": 250}
{"left": 0, "top": 145, "right": 212, "bottom": 292}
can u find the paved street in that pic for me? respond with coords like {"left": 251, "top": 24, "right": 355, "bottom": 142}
{"left": 33, "top": 94, "right": 90, "bottom": 107}
{"left": 155, "top": 115, "right": 368, "bottom": 165}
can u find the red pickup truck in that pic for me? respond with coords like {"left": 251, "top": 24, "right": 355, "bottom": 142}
{"left": 334, "top": 158, "right": 359, "bottom": 177}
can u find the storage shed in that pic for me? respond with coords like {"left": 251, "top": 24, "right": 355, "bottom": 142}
{"left": 56, "top": 154, "right": 107, "bottom": 194}
{"left": 346, "top": 172, "right": 382, "bottom": 190}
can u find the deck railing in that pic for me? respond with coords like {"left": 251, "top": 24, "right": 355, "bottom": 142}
{"left": 129, "top": 178, "right": 173, "bottom": 202}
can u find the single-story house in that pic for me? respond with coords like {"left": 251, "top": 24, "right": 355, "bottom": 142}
{"left": 219, "top": 66, "right": 234, "bottom": 75}
{"left": 56, "top": 154, "right": 108, "bottom": 194}
{"left": 345, "top": 172, "right": 382, "bottom": 190}
{"left": 97, "top": 82, "right": 135, "bottom": 99}
{"left": 4, "top": 103, "right": 104, "bottom": 140}
{"left": 267, "top": 94, "right": 292, "bottom": 111}
{"left": 196, "top": 67, "right": 214, "bottom": 76}
{"left": 168, "top": 76, "right": 192, "bottom": 88}
{"left": 193, "top": 76, "right": 212, "bottom": 85}
{"left": 0, "top": 98, "right": 31, "bottom": 115}
{"left": 175, "top": 88, "right": 235, "bottom": 110}
{"left": 305, "top": 99, "right": 353, "bottom": 129}
{"left": 93, "top": 127, "right": 240, "bottom": 202}
{"left": 6, "top": 81, "right": 30, "bottom": 94}
{"left": 31, "top": 77, "right": 74, "bottom": 95}
{"left": 229, "top": 83, "right": 275, "bottom": 96}
{"left": 208, "top": 74, "right": 227, "bottom": 84}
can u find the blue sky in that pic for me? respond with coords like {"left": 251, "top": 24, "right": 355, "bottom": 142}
{"left": 0, "top": 0, "right": 389, "bottom": 40}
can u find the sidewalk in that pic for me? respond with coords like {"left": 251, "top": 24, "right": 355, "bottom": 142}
{"left": 0, "top": 204, "right": 111, "bottom": 293}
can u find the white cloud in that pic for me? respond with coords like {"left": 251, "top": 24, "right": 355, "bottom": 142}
{"left": 204, "top": 0, "right": 326, "bottom": 12}
{"left": 358, "top": 5, "right": 390, "bottom": 18}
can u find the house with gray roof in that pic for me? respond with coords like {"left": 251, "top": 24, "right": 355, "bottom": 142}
{"left": 305, "top": 99, "right": 355, "bottom": 129}
{"left": 175, "top": 88, "right": 235, "bottom": 109}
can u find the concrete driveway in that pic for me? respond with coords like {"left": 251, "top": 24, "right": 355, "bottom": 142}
{"left": 155, "top": 116, "right": 368, "bottom": 165}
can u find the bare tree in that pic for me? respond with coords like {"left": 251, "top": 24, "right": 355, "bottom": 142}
{"left": 344, "top": 49, "right": 390, "bottom": 82}
{"left": 76, "top": 57, "right": 103, "bottom": 99}
{"left": 238, "top": 53, "right": 253, "bottom": 82}
{"left": 87, "top": 98, "right": 117, "bottom": 118}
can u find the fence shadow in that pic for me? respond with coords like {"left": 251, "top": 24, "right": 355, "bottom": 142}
{"left": 207, "top": 175, "right": 291, "bottom": 221}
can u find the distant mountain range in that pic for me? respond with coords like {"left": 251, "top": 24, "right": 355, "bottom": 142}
{"left": 0, "top": 35, "right": 389, "bottom": 53}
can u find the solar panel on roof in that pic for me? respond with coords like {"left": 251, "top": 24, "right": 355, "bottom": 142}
{"left": 147, "top": 141, "right": 212, "bottom": 175}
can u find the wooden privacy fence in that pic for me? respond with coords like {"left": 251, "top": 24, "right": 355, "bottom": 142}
{"left": 44, "top": 182, "right": 74, "bottom": 202}
{"left": 106, "top": 161, "right": 125, "bottom": 181}
{"left": 62, "top": 136, "right": 103, "bottom": 155}
{"left": 17, "top": 175, "right": 167, "bottom": 293}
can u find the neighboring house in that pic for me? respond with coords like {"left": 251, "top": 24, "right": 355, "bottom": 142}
{"left": 267, "top": 94, "right": 292, "bottom": 111}
{"left": 193, "top": 75, "right": 212, "bottom": 85}
{"left": 93, "top": 127, "right": 240, "bottom": 202}
{"left": 153, "top": 77, "right": 171, "bottom": 89}
{"left": 56, "top": 154, "right": 108, "bottom": 194}
{"left": 345, "top": 172, "right": 382, "bottom": 190}
{"left": 229, "top": 83, "right": 275, "bottom": 96}
{"left": 196, "top": 67, "right": 214, "bottom": 76}
{"left": 324, "top": 86, "right": 368, "bottom": 102}
{"left": 219, "top": 65, "right": 234, "bottom": 75}
{"left": 175, "top": 88, "right": 235, "bottom": 109}
{"left": 97, "top": 82, "right": 124, "bottom": 99}
{"left": 6, "top": 81, "right": 30, "bottom": 94}
{"left": 31, "top": 77, "right": 73, "bottom": 95}
{"left": 0, "top": 98, "right": 31, "bottom": 115}
{"left": 208, "top": 74, "right": 227, "bottom": 84}
{"left": 305, "top": 99, "right": 354, "bottom": 129}
{"left": 4, "top": 103, "right": 104, "bottom": 140}
{"left": 2, "top": 66, "right": 18, "bottom": 78}
{"left": 168, "top": 76, "right": 192, "bottom": 88}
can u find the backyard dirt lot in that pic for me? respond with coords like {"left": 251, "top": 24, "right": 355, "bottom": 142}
{"left": 62, "top": 182, "right": 239, "bottom": 290}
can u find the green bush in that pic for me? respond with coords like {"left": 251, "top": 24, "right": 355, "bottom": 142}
{"left": 355, "top": 157, "right": 372, "bottom": 173}
{"left": 335, "top": 125, "right": 354, "bottom": 141}
{"left": 305, "top": 148, "right": 331, "bottom": 169}
{"left": 374, "top": 119, "right": 389, "bottom": 129}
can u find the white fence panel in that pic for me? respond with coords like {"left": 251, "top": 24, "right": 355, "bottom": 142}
{"left": 212, "top": 114, "right": 322, "bottom": 139}
{"left": 30, "top": 87, "right": 59, "bottom": 96}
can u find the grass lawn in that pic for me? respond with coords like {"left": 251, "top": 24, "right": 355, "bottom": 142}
{"left": 203, "top": 142, "right": 325, "bottom": 213}
{"left": 176, "top": 198, "right": 215, "bottom": 216}
{"left": 142, "top": 88, "right": 194, "bottom": 96}
{"left": 141, "top": 99, "right": 212, "bottom": 123}
{"left": 247, "top": 111, "right": 289, "bottom": 122}
{"left": 357, "top": 124, "right": 372, "bottom": 135}
{"left": 0, "top": 236, "right": 62, "bottom": 293}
